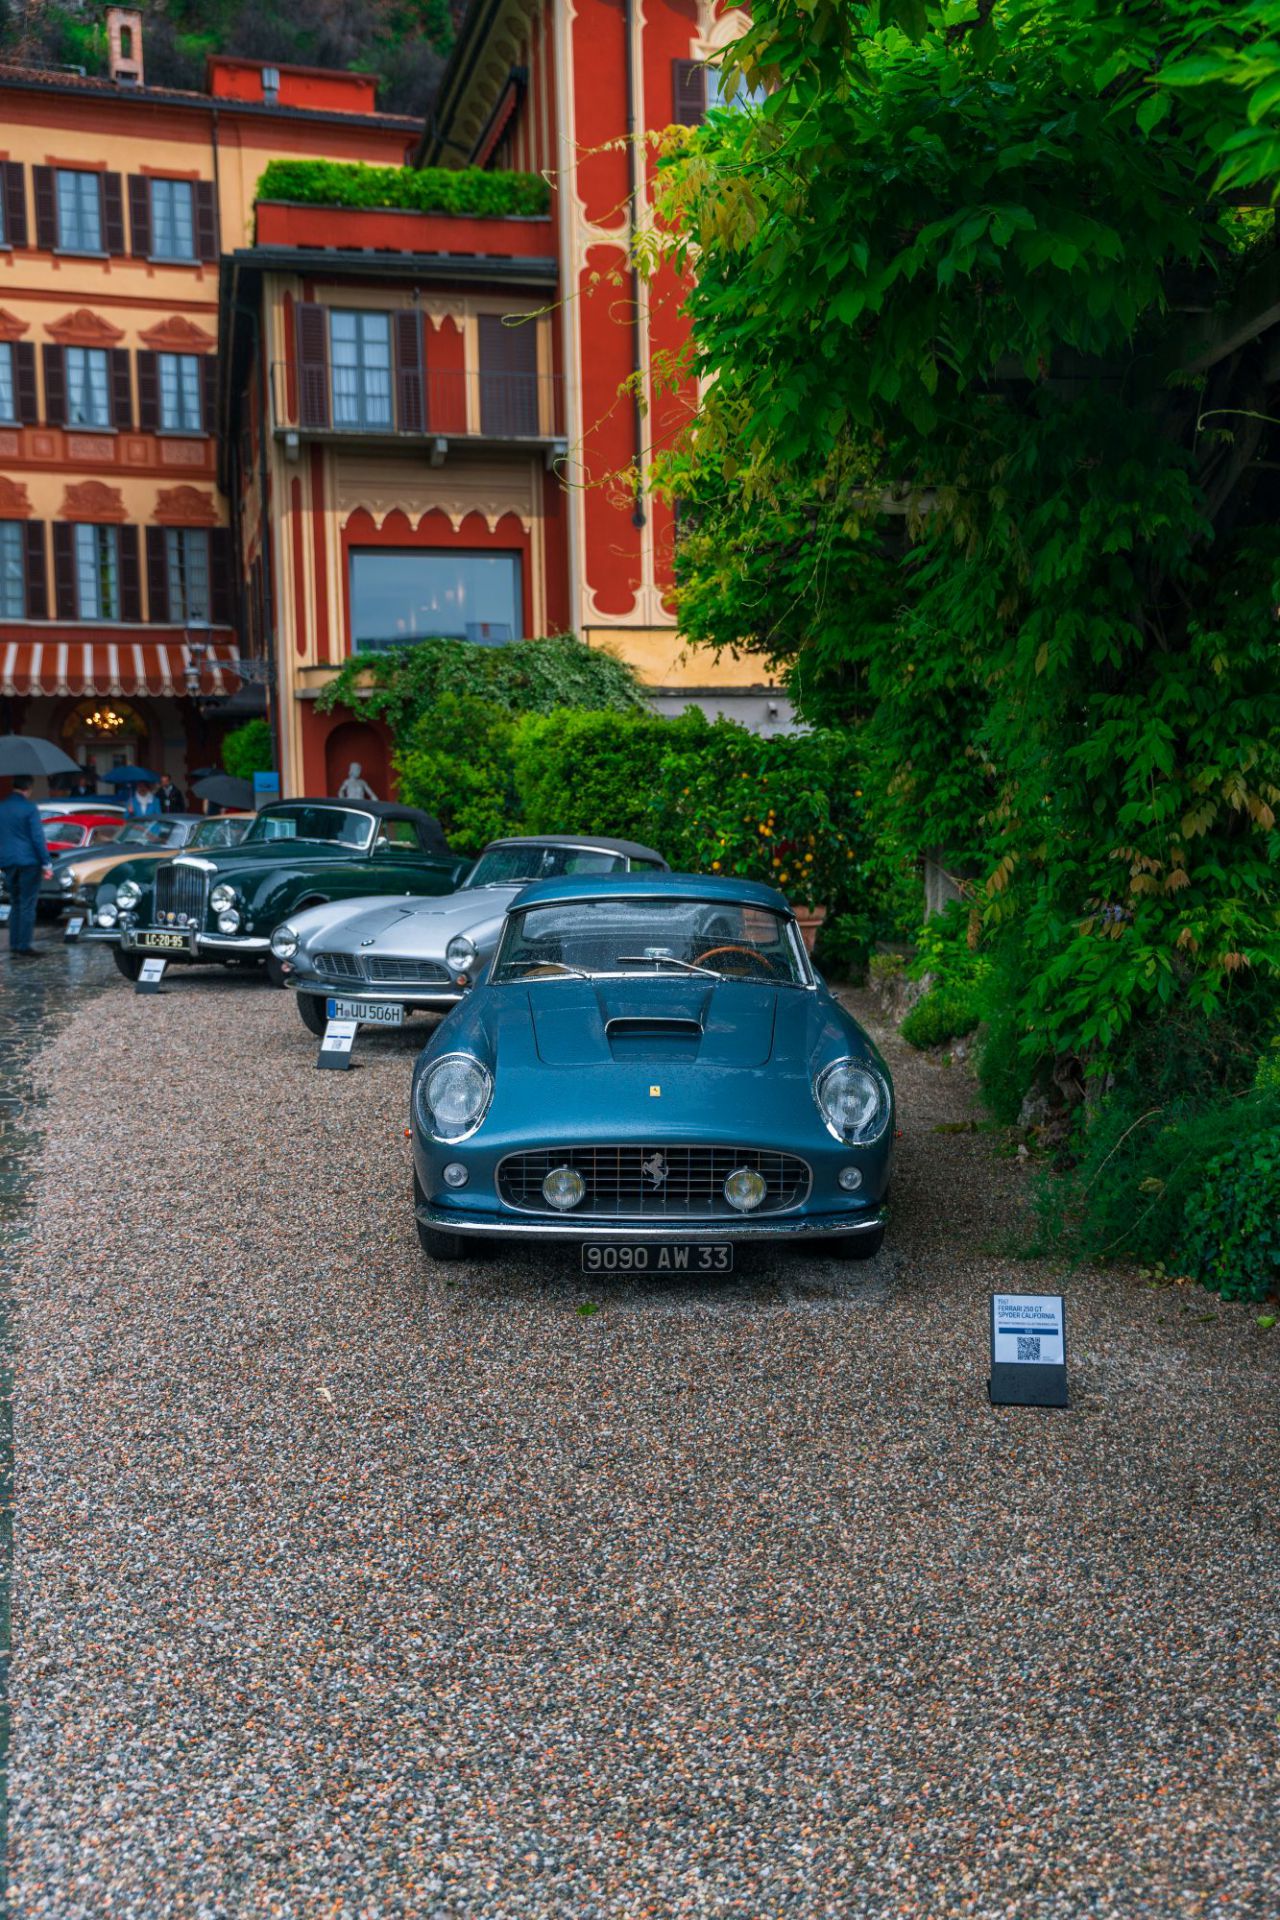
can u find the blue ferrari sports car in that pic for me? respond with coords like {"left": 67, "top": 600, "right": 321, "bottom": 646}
{"left": 410, "top": 873, "right": 894, "bottom": 1270}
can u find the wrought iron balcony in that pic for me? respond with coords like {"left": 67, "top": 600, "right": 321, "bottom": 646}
{"left": 269, "top": 362, "right": 565, "bottom": 455}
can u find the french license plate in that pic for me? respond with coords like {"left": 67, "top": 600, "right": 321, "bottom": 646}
{"left": 580, "top": 1243, "right": 734, "bottom": 1274}
{"left": 327, "top": 996, "right": 404, "bottom": 1026}
{"left": 136, "top": 930, "right": 188, "bottom": 950}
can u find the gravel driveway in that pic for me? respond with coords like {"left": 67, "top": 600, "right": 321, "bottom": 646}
{"left": 8, "top": 966, "right": 1280, "bottom": 1918}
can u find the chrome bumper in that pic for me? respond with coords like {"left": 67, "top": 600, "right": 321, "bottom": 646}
{"left": 296, "top": 979, "right": 464, "bottom": 1010}
{"left": 415, "top": 1204, "right": 885, "bottom": 1243}
{"left": 119, "top": 929, "right": 272, "bottom": 955}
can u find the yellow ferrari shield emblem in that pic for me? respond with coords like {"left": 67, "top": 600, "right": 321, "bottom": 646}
{"left": 650, "top": 1084, "right": 661, "bottom": 1097}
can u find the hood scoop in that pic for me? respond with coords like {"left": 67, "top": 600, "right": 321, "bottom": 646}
{"left": 605, "top": 1015, "right": 703, "bottom": 1060}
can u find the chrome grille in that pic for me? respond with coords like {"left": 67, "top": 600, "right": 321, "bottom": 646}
{"left": 366, "top": 956, "right": 451, "bottom": 986}
{"left": 312, "top": 951, "right": 451, "bottom": 987}
{"left": 155, "top": 862, "right": 208, "bottom": 927}
{"left": 497, "top": 1145, "right": 811, "bottom": 1218}
{"left": 314, "top": 951, "right": 362, "bottom": 982}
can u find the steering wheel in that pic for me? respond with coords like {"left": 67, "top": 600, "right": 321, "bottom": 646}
{"left": 694, "top": 943, "right": 779, "bottom": 978}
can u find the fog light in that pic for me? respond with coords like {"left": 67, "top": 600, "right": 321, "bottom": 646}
{"left": 543, "top": 1165, "right": 585, "bottom": 1211}
{"left": 838, "top": 1166, "right": 863, "bottom": 1191}
{"left": 95, "top": 903, "right": 118, "bottom": 927}
{"left": 218, "top": 910, "right": 241, "bottom": 933}
{"left": 442, "top": 1163, "right": 468, "bottom": 1189}
{"left": 724, "top": 1167, "right": 767, "bottom": 1212}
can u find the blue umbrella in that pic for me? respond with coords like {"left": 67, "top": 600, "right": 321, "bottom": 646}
{"left": 101, "top": 765, "right": 161, "bottom": 784}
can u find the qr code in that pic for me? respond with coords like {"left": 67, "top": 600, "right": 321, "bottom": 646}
{"left": 1017, "top": 1335, "right": 1042, "bottom": 1362}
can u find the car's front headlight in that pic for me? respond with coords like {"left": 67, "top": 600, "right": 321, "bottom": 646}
{"left": 814, "top": 1058, "right": 891, "bottom": 1145}
{"left": 271, "top": 924, "right": 299, "bottom": 960}
{"left": 116, "top": 879, "right": 142, "bottom": 909}
{"left": 59, "top": 872, "right": 74, "bottom": 890}
{"left": 95, "top": 902, "right": 118, "bottom": 927}
{"left": 416, "top": 1053, "right": 493, "bottom": 1142}
{"left": 210, "top": 883, "right": 238, "bottom": 914}
{"left": 445, "top": 933, "right": 478, "bottom": 975}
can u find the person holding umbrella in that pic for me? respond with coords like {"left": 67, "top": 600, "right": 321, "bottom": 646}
{"left": 0, "top": 774, "right": 53, "bottom": 956}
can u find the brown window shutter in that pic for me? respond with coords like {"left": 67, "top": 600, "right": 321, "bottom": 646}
{"left": 194, "top": 181, "right": 217, "bottom": 262}
{"left": 2, "top": 163, "right": 28, "bottom": 248}
{"left": 32, "top": 166, "right": 56, "bottom": 249}
{"left": 101, "top": 172, "right": 126, "bottom": 255}
{"left": 672, "top": 59, "right": 706, "bottom": 125}
{"left": 110, "top": 348, "right": 132, "bottom": 429}
{"left": 201, "top": 354, "right": 216, "bottom": 434}
{"left": 295, "top": 304, "right": 330, "bottom": 429}
{"left": 118, "top": 524, "right": 141, "bottom": 622}
{"left": 394, "top": 310, "right": 425, "bottom": 433}
{"left": 22, "top": 522, "right": 47, "bottom": 620}
{"left": 478, "top": 312, "right": 539, "bottom": 437}
{"left": 42, "top": 344, "right": 66, "bottom": 425}
{"left": 209, "top": 528, "right": 232, "bottom": 627}
{"left": 52, "top": 523, "right": 77, "bottom": 618}
{"left": 145, "top": 527, "right": 170, "bottom": 622}
{"left": 137, "top": 351, "right": 159, "bottom": 431}
{"left": 14, "top": 342, "right": 38, "bottom": 424}
{"left": 127, "top": 174, "right": 151, "bottom": 257}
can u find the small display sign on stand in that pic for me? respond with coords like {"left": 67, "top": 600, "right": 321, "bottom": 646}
{"left": 317, "top": 1017, "right": 358, "bottom": 1070}
{"left": 989, "top": 1292, "right": 1068, "bottom": 1407}
{"left": 64, "top": 916, "right": 85, "bottom": 943}
{"left": 135, "top": 956, "right": 168, "bottom": 996}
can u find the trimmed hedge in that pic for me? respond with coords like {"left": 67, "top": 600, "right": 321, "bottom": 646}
{"left": 255, "top": 159, "right": 550, "bottom": 220}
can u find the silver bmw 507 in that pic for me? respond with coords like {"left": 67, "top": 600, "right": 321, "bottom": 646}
{"left": 270, "top": 834, "right": 669, "bottom": 1035}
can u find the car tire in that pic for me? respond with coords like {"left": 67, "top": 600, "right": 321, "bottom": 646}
{"left": 264, "top": 955, "right": 288, "bottom": 990}
{"left": 827, "top": 1225, "right": 885, "bottom": 1261}
{"left": 112, "top": 948, "right": 145, "bottom": 983}
{"left": 297, "top": 993, "right": 328, "bottom": 1037}
{"left": 413, "top": 1169, "right": 467, "bottom": 1261}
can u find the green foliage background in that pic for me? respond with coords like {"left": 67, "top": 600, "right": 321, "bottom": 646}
{"left": 256, "top": 160, "right": 550, "bottom": 219}
{"left": 220, "top": 717, "right": 274, "bottom": 780}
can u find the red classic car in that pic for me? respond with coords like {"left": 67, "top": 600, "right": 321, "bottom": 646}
{"left": 42, "top": 813, "right": 128, "bottom": 855}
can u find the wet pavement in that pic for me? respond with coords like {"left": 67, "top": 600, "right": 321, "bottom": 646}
{"left": 0, "top": 937, "right": 116, "bottom": 1913}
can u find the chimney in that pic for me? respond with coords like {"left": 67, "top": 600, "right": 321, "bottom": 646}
{"left": 106, "top": 7, "right": 144, "bottom": 86}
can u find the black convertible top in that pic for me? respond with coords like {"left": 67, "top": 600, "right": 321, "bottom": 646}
{"left": 486, "top": 833, "right": 667, "bottom": 865}
{"left": 267, "top": 797, "right": 451, "bottom": 855}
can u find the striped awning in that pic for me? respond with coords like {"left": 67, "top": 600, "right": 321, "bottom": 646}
{"left": 0, "top": 639, "right": 242, "bottom": 699}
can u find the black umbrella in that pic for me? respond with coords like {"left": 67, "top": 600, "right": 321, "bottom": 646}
{"left": 101, "top": 765, "right": 161, "bottom": 784}
{"left": 0, "top": 736, "right": 81, "bottom": 778}
{"left": 194, "top": 774, "right": 255, "bottom": 809}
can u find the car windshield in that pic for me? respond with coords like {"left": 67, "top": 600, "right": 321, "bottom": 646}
{"left": 492, "top": 897, "right": 808, "bottom": 986}
{"left": 465, "top": 844, "right": 628, "bottom": 888}
{"left": 84, "top": 826, "right": 123, "bottom": 848}
{"left": 191, "top": 817, "right": 250, "bottom": 849}
{"left": 244, "top": 805, "right": 373, "bottom": 850}
{"left": 113, "top": 821, "right": 175, "bottom": 848}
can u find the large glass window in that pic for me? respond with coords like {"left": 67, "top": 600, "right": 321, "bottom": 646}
{"left": 66, "top": 347, "right": 111, "bottom": 428}
{"left": 150, "top": 179, "right": 195, "bottom": 261}
{"left": 330, "top": 310, "right": 392, "bottom": 430}
{"left": 74, "top": 524, "right": 120, "bottom": 620}
{"left": 165, "top": 528, "right": 210, "bottom": 623}
{"left": 159, "top": 352, "right": 202, "bottom": 431}
{"left": 349, "top": 549, "right": 522, "bottom": 651}
{"left": 0, "top": 343, "right": 14, "bottom": 424}
{"left": 56, "top": 170, "right": 102, "bottom": 252}
{"left": 0, "top": 522, "right": 24, "bottom": 619}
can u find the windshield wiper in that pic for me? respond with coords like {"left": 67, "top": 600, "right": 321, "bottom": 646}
{"left": 506, "top": 959, "right": 591, "bottom": 979}
{"left": 615, "top": 954, "right": 720, "bottom": 978}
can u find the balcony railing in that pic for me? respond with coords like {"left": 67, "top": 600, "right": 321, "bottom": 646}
{"left": 270, "top": 363, "right": 565, "bottom": 447}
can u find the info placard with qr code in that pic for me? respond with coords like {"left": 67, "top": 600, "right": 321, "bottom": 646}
{"left": 989, "top": 1293, "right": 1068, "bottom": 1406}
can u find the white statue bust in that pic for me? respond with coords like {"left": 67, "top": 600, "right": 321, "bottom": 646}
{"left": 338, "top": 761, "right": 378, "bottom": 801}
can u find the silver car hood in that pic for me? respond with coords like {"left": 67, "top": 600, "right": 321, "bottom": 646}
{"left": 291, "top": 885, "right": 521, "bottom": 960}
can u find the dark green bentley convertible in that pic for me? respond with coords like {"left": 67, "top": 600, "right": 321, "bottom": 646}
{"left": 92, "top": 799, "right": 466, "bottom": 984}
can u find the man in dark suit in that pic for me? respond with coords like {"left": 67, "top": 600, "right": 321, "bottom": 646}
{"left": 0, "top": 775, "right": 52, "bottom": 956}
